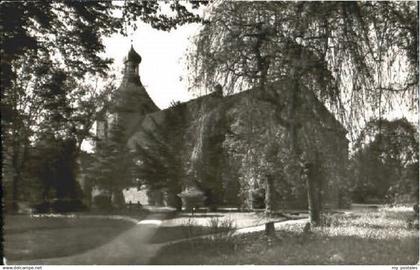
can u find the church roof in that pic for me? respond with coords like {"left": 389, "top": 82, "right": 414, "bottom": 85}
{"left": 128, "top": 78, "right": 348, "bottom": 148}
{"left": 126, "top": 45, "right": 142, "bottom": 64}
{"left": 125, "top": 45, "right": 141, "bottom": 64}
{"left": 111, "top": 45, "right": 158, "bottom": 113}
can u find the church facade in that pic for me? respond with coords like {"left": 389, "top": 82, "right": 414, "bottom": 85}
{"left": 90, "top": 46, "right": 350, "bottom": 210}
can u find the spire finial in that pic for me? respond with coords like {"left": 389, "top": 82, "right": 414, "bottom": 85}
{"left": 125, "top": 43, "right": 142, "bottom": 64}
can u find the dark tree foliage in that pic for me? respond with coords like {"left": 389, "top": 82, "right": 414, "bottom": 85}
{"left": 191, "top": 111, "right": 226, "bottom": 210}
{"left": 1, "top": 57, "right": 114, "bottom": 212}
{"left": 1, "top": 1, "right": 205, "bottom": 107}
{"left": 1, "top": 0, "right": 205, "bottom": 212}
{"left": 134, "top": 103, "right": 188, "bottom": 210}
{"left": 188, "top": 1, "right": 417, "bottom": 221}
{"left": 351, "top": 118, "right": 419, "bottom": 204}
{"left": 86, "top": 119, "right": 136, "bottom": 209}
{"left": 189, "top": 1, "right": 418, "bottom": 139}
{"left": 24, "top": 136, "right": 82, "bottom": 204}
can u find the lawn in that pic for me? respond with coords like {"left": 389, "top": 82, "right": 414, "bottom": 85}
{"left": 3, "top": 214, "right": 136, "bottom": 261}
{"left": 150, "top": 208, "right": 419, "bottom": 265}
{"left": 149, "top": 211, "right": 290, "bottom": 243}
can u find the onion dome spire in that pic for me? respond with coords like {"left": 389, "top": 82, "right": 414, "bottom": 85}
{"left": 123, "top": 45, "right": 142, "bottom": 84}
{"left": 126, "top": 44, "right": 142, "bottom": 65}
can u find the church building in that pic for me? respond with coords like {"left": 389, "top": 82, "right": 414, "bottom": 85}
{"left": 89, "top": 45, "right": 350, "bottom": 211}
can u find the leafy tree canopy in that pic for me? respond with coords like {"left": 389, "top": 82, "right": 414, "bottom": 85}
{"left": 351, "top": 118, "right": 418, "bottom": 203}
{"left": 1, "top": 0, "right": 205, "bottom": 114}
{"left": 188, "top": 1, "right": 418, "bottom": 139}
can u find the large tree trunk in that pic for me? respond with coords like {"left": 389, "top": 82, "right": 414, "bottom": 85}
{"left": 265, "top": 174, "right": 274, "bottom": 215}
{"left": 305, "top": 162, "right": 322, "bottom": 226}
{"left": 11, "top": 138, "right": 23, "bottom": 213}
{"left": 289, "top": 48, "right": 322, "bottom": 226}
{"left": 11, "top": 173, "right": 20, "bottom": 212}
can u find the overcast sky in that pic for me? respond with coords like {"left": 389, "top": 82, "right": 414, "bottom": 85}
{"left": 103, "top": 22, "right": 202, "bottom": 110}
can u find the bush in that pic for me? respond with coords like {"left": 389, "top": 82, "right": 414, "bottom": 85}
{"left": 320, "top": 213, "right": 342, "bottom": 227}
{"left": 93, "top": 195, "right": 112, "bottom": 210}
{"left": 32, "top": 199, "right": 87, "bottom": 213}
{"left": 32, "top": 201, "right": 52, "bottom": 214}
{"left": 207, "top": 216, "right": 237, "bottom": 236}
{"left": 251, "top": 188, "right": 265, "bottom": 209}
{"left": 178, "top": 187, "right": 206, "bottom": 212}
{"left": 51, "top": 199, "right": 87, "bottom": 213}
{"left": 182, "top": 218, "right": 202, "bottom": 239}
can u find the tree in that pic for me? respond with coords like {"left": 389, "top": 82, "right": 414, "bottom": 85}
{"left": 1, "top": 1, "right": 206, "bottom": 211}
{"left": 87, "top": 119, "right": 136, "bottom": 209}
{"left": 187, "top": 97, "right": 227, "bottom": 210}
{"left": 1, "top": 54, "right": 115, "bottom": 212}
{"left": 1, "top": 1, "right": 205, "bottom": 110}
{"left": 134, "top": 102, "right": 188, "bottom": 210}
{"left": 23, "top": 136, "right": 82, "bottom": 207}
{"left": 189, "top": 2, "right": 417, "bottom": 138}
{"left": 351, "top": 118, "right": 418, "bottom": 204}
{"left": 187, "top": 2, "right": 417, "bottom": 223}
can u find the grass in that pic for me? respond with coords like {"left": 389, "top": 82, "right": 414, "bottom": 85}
{"left": 4, "top": 215, "right": 136, "bottom": 261}
{"left": 150, "top": 215, "right": 238, "bottom": 243}
{"left": 150, "top": 208, "right": 419, "bottom": 265}
{"left": 149, "top": 211, "right": 280, "bottom": 244}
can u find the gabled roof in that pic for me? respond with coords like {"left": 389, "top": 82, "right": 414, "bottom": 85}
{"left": 127, "top": 78, "right": 348, "bottom": 149}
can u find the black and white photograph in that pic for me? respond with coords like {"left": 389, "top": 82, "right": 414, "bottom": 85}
{"left": 1, "top": 0, "right": 419, "bottom": 266}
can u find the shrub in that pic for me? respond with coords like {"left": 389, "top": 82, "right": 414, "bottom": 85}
{"left": 178, "top": 187, "right": 206, "bottom": 212}
{"left": 320, "top": 213, "right": 346, "bottom": 227}
{"left": 182, "top": 217, "right": 202, "bottom": 239}
{"left": 32, "top": 199, "right": 87, "bottom": 213}
{"left": 251, "top": 188, "right": 265, "bottom": 209}
{"left": 207, "top": 216, "right": 237, "bottom": 236}
{"left": 207, "top": 217, "right": 237, "bottom": 251}
{"left": 51, "top": 199, "right": 87, "bottom": 213}
{"left": 32, "top": 201, "right": 52, "bottom": 214}
{"left": 93, "top": 195, "right": 112, "bottom": 210}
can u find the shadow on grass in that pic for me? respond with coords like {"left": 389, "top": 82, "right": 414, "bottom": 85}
{"left": 150, "top": 228, "right": 419, "bottom": 265}
{"left": 4, "top": 216, "right": 135, "bottom": 261}
{"left": 149, "top": 225, "right": 212, "bottom": 243}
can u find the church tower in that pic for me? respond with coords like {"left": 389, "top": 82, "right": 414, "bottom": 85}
{"left": 97, "top": 45, "right": 159, "bottom": 142}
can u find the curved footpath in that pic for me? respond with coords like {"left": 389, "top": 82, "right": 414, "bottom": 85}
{"left": 9, "top": 210, "right": 308, "bottom": 265}
{"left": 10, "top": 212, "right": 170, "bottom": 265}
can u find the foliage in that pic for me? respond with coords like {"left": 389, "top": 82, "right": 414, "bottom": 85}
{"left": 1, "top": 54, "right": 116, "bottom": 211}
{"left": 177, "top": 186, "right": 206, "bottom": 211}
{"left": 187, "top": 1, "right": 416, "bottom": 219}
{"left": 134, "top": 102, "right": 188, "bottom": 209}
{"left": 86, "top": 119, "right": 136, "bottom": 208}
{"left": 188, "top": 102, "right": 227, "bottom": 208}
{"left": 23, "top": 136, "right": 83, "bottom": 205}
{"left": 350, "top": 118, "right": 419, "bottom": 204}
{"left": 1, "top": 1, "right": 205, "bottom": 105}
{"left": 32, "top": 199, "right": 87, "bottom": 214}
{"left": 179, "top": 216, "right": 237, "bottom": 250}
{"left": 152, "top": 209, "right": 418, "bottom": 264}
{"left": 188, "top": 1, "right": 417, "bottom": 140}
{"left": 1, "top": 0, "right": 206, "bottom": 212}
{"left": 92, "top": 194, "right": 112, "bottom": 210}
{"left": 251, "top": 188, "right": 266, "bottom": 209}
{"left": 182, "top": 217, "right": 200, "bottom": 239}
{"left": 207, "top": 216, "right": 237, "bottom": 237}
{"left": 222, "top": 89, "right": 327, "bottom": 211}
